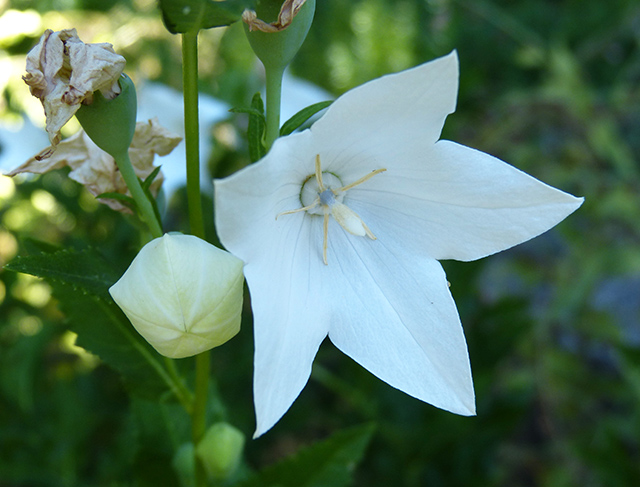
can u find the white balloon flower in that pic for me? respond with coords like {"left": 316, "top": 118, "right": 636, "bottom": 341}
{"left": 214, "top": 51, "right": 583, "bottom": 437}
{"left": 110, "top": 234, "right": 244, "bottom": 359}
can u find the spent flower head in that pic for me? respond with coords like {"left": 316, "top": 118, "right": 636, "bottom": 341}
{"left": 214, "top": 51, "right": 584, "bottom": 437}
{"left": 23, "top": 28, "right": 126, "bottom": 157}
{"left": 7, "top": 118, "right": 181, "bottom": 212}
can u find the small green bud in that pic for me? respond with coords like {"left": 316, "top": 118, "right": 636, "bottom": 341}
{"left": 243, "top": 0, "right": 316, "bottom": 71}
{"left": 172, "top": 442, "right": 196, "bottom": 487}
{"left": 75, "top": 74, "right": 137, "bottom": 158}
{"left": 109, "top": 233, "right": 245, "bottom": 358}
{"left": 196, "top": 422, "right": 245, "bottom": 480}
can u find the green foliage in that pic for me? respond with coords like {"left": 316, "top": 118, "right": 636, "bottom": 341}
{"left": 230, "top": 92, "right": 268, "bottom": 162}
{"left": 5, "top": 247, "right": 190, "bottom": 403}
{"left": 5, "top": 246, "right": 122, "bottom": 298}
{"left": 238, "top": 424, "right": 375, "bottom": 487}
{"left": 279, "top": 100, "right": 333, "bottom": 136}
{"left": 1, "top": 0, "right": 640, "bottom": 486}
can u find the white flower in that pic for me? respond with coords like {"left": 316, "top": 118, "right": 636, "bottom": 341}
{"left": 214, "top": 51, "right": 583, "bottom": 437}
{"left": 109, "top": 233, "right": 244, "bottom": 359}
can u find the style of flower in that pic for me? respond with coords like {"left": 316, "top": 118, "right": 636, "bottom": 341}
{"left": 214, "top": 51, "right": 583, "bottom": 437}
{"left": 23, "top": 28, "right": 126, "bottom": 157}
{"left": 8, "top": 118, "right": 181, "bottom": 212}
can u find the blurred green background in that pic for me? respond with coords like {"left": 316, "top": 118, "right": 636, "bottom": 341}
{"left": 1, "top": 0, "right": 639, "bottom": 486}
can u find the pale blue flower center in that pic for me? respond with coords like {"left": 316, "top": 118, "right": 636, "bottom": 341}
{"left": 301, "top": 171, "right": 344, "bottom": 215}
{"left": 319, "top": 188, "right": 336, "bottom": 206}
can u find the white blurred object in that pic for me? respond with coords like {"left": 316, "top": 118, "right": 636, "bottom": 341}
{"left": 0, "top": 117, "right": 49, "bottom": 175}
{"left": 137, "top": 82, "right": 229, "bottom": 199}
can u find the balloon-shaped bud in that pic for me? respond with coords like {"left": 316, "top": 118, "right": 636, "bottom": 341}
{"left": 196, "top": 422, "right": 245, "bottom": 480}
{"left": 109, "top": 233, "right": 244, "bottom": 358}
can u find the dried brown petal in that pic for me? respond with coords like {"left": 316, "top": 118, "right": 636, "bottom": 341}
{"left": 242, "top": 0, "right": 307, "bottom": 32}
{"left": 22, "top": 29, "right": 126, "bottom": 152}
{"left": 8, "top": 118, "right": 182, "bottom": 212}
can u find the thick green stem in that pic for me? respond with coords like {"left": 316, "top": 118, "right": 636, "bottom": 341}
{"left": 264, "top": 64, "right": 285, "bottom": 151}
{"left": 192, "top": 351, "right": 211, "bottom": 487}
{"left": 182, "top": 31, "right": 205, "bottom": 240}
{"left": 113, "top": 151, "right": 163, "bottom": 239}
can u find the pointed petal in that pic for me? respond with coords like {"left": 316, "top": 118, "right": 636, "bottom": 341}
{"left": 326, "top": 229, "right": 475, "bottom": 416}
{"left": 347, "top": 140, "right": 583, "bottom": 262}
{"left": 311, "top": 51, "right": 459, "bottom": 181}
{"left": 245, "top": 221, "right": 329, "bottom": 437}
{"left": 215, "top": 131, "right": 329, "bottom": 437}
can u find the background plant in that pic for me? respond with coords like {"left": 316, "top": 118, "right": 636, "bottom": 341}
{"left": 0, "top": 0, "right": 639, "bottom": 486}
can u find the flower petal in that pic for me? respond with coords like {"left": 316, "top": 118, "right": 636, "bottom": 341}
{"left": 244, "top": 220, "right": 329, "bottom": 437}
{"left": 310, "top": 51, "right": 458, "bottom": 179}
{"left": 347, "top": 140, "right": 583, "bottom": 262}
{"left": 325, "top": 226, "right": 475, "bottom": 416}
{"left": 215, "top": 131, "right": 329, "bottom": 437}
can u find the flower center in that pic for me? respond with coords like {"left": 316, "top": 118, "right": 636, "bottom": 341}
{"left": 300, "top": 171, "right": 343, "bottom": 214}
{"left": 277, "top": 154, "right": 386, "bottom": 265}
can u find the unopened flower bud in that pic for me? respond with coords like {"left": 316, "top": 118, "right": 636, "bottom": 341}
{"left": 172, "top": 442, "right": 196, "bottom": 487}
{"left": 196, "top": 422, "right": 245, "bottom": 480}
{"left": 109, "top": 233, "right": 244, "bottom": 358}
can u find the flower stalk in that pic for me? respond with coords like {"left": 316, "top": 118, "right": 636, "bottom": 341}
{"left": 113, "top": 150, "right": 163, "bottom": 239}
{"left": 182, "top": 30, "right": 205, "bottom": 239}
{"left": 192, "top": 351, "right": 211, "bottom": 487}
{"left": 264, "top": 64, "right": 285, "bottom": 150}
{"left": 75, "top": 74, "right": 164, "bottom": 238}
{"left": 243, "top": 0, "right": 316, "bottom": 152}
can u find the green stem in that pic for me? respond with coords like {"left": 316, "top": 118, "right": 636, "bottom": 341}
{"left": 264, "top": 64, "right": 285, "bottom": 151}
{"left": 182, "top": 30, "right": 205, "bottom": 240}
{"left": 113, "top": 151, "right": 163, "bottom": 239}
{"left": 163, "top": 357, "right": 194, "bottom": 413}
{"left": 192, "top": 351, "right": 211, "bottom": 487}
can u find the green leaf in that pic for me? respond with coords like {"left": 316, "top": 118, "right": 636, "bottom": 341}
{"left": 142, "top": 166, "right": 163, "bottom": 191}
{"left": 159, "top": 0, "right": 247, "bottom": 34}
{"left": 54, "top": 282, "right": 180, "bottom": 401}
{"left": 229, "top": 106, "right": 267, "bottom": 118}
{"left": 5, "top": 247, "right": 123, "bottom": 298}
{"left": 247, "top": 92, "right": 267, "bottom": 163}
{"left": 139, "top": 176, "right": 164, "bottom": 233}
{"left": 5, "top": 248, "right": 190, "bottom": 404}
{"left": 237, "top": 423, "right": 376, "bottom": 487}
{"left": 280, "top": 100, "right": 333, "bottom": 136}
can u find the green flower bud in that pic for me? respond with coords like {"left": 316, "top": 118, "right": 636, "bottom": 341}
{"left": 243, "top": 0, "right": 316, "bottom": 71}
{"left": 172, "top": 442, "right": 196, "bottom": 487}
{"left": 196, "top": 422, "right": 245, "bottom": 480}
{"left": 109, "top": 233, "right": 244, "bottom": 358}
{"left": 75, "top": 73, "right": 137, "bottom": 158}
